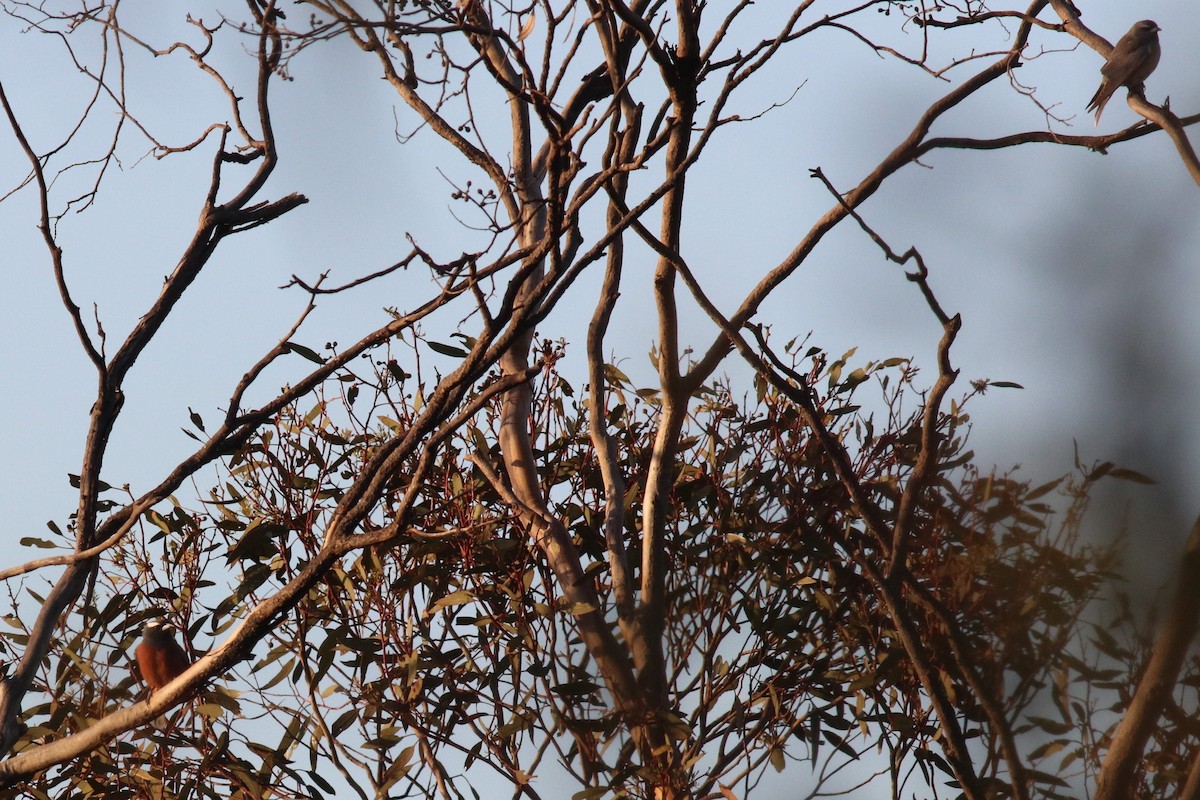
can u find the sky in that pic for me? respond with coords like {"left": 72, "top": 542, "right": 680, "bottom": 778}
{"left": 0, "top": 0, "right": 1199, "bottom": 790}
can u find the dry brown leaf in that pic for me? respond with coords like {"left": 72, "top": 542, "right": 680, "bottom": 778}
{"left": 518, "top": 11, "right": 536, "bottom": 41}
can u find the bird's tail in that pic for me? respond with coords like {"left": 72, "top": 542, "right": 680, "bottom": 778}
{"left": 1086, "top": 85, "right": 1110, "bottom": 125}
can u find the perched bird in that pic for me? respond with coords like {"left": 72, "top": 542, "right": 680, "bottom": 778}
{"left": 135, "top": 619, "right": 191, "bottom": 692}
{"left": 1087, "top": 20, "right": 1162, "bottom": 124}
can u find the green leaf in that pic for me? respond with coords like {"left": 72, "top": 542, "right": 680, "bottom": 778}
{"left": 308, "top": 772, "right": 336, "bottom": 794}
{"left": 1027, "top": 716, "right": 1074, "bottom": 735}
{"left": 1026, "top": 477, "right": 1065, "bottom": 501}
{"left": 844, "top": 367, "right": 869, "bottom": 388}
{"left": 561, "top": 601, "right": 597, "bottom": 616}
{"left": 915, "top": 747, "right": 954, "bottom": 777}
{"left": 827, "top": 361, "right": 843, "bottom": 385}
{"left": 572, "top": 788, "right": 609, "bottom": 800}
{"left": 20, "top": 538, "right": 55, "bottom": 549}
{"left": 603, "top": 363, "right": 631, "bottom": 385}
{"left": 285, "top": 341, "right": 326, "bottom": 364}
{"left": 229, "top": 521, "right": 283, "bottom": 563}
{"left": 1029, "top": 740, "right": 1068, "bottom": 760}
{"left": 67, "top": 474, "right": 112, "bottom": 492}
{"left": 1107, "top": 467, "right": 1155, "bottom": 485}
{"left": 331, "top": 709, "right": 357, "bottom": 737}
{"left": 386, "top": 360, "right": 409, "bottom": 382}
{"left": 428, "top": 341, "right": 468, "bottom": 358}
{"left": 195, "top": 703, "right": 226, "bottom": 719}
{"left": 379, "top": 416, "right": 406, "bottom": 433}
{"left": 822, "top": 730, "right": 858, "bottom": 759}
{"left": 430, "top": 590, "right": 474, "bottom": 614}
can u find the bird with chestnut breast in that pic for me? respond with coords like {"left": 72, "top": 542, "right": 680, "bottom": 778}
{"left": 135, "top": 619, "right": 191, "bottom": 694}
{"left": 1087, "top": 20, "right": 1162, "bottom": 124}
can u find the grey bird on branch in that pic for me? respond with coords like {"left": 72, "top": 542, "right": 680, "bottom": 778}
{"left": 1086, "top": 19, "right": 1161, "bottom": 124}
